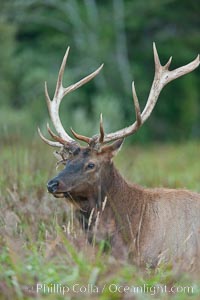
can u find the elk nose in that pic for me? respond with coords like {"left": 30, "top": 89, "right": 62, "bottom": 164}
{"left": 47, "top": 179, "right": 59, "bottom": 193}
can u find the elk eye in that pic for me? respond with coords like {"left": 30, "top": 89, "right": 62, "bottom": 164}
{"left": 87, "top": 162, "right": 95, "bottom": 169}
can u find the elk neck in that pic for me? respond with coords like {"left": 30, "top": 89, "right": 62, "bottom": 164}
{"left": 76, "top": 161, "right": 146, "bottom": 246}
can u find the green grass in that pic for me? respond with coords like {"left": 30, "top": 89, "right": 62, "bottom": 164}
{"left": 0, "top": 139, "right": 200, "bottom": 299}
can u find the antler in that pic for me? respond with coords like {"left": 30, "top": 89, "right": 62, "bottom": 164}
{"left": 38, "top": 46, "right": 103, "bottom": 147}
{"left": 100, "top": 43, "right": 199, "bottom": 143}
{"left": 39, "top": 43, "right": 199, "bottom": 148}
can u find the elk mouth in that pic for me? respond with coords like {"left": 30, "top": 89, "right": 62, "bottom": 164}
{"left": 47, "top": 179, "right": 73, "bottom": 198}
{"left": 50, "top": 191, "right": 71, "bottom": 198}
{"left": 51, "top": 191, "right": 88, "bottom": 205}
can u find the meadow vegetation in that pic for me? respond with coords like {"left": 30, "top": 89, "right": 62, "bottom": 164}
{"left": 0, "top": 0, "right": 200, "bottom": 142}
{"left": 0, "top": 1, "right": 199, "bottom": 299}
{"left": 0, "top": 139, "right": 200, "bottom": 300}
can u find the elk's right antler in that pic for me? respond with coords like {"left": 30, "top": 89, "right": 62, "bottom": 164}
{"left": 38, "top": 47, "right": 103, "bottom": 147}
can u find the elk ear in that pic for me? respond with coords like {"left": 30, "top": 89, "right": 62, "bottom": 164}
{"left": 99, "top": 138, "right": 124, "bottom": 157}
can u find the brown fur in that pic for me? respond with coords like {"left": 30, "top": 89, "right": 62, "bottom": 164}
{"left": 40, "top": 45, "right": 200, "bottom": 271}
{"left": 47, "top": 143, "right": 200, "bottom": 271}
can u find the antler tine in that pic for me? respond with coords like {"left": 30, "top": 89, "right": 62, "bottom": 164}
{"left": 153, "top": 42, "right": 162, "bottom": 71}
{"left": 141, "top": 45, "right": 199, "bottom": 123}
{"left": 132, "top": 81, "right": 142, "bottom": 127}
{"left": 37, "top": 127, "right": 62, "bottom": 147}
{"left": 102, "top": 43, "right": 199, "bottom": 143}
{"left": 54, "top": 46, "right": 70, "bottom": 100}
{"left": 70, "top": 127, "right": 91, "bottom": 144}
{"left": 164, "top": 56, "right": 172, "bottom": 70}
{"left": 47, "top": 123, "right": 69, "bottom": 145}
{"left": 44, "top": 47, "right": 76, "bottom": 143}
{"left": 71, "top": 112, "right": 105, "bottom": 145}
{"left": 42, "top": 46, "right": 103, "bottom": 146}
{"left": 99, "top": 113, "right": 105, "bottom": 143}
{"left": 62, "top": 63, "right": 104, "bottom": 97}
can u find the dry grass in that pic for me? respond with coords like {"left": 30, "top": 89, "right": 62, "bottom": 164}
{"left": 0, "top": 139, "right": 200, "bottom": 299}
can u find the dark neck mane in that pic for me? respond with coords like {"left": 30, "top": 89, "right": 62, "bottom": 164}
{"left": 74, "top": 163, "right": 145, "bottom": 247}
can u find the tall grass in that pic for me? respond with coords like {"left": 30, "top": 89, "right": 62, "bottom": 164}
{"left": 0, "top": 139, "right": 200, "bottom": 299}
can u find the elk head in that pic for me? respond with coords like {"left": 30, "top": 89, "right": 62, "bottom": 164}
{"left": 45, "top": 138, "right": 123, "bottom": 207}
{"left": 39, "top": 44, "right": 199, "bottom": 211}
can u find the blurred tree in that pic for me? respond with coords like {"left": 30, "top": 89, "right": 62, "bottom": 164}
{"left": 0, "top": 22, "right": 16, "bottom": 106}
{"left": 0, "top": 0, "right": 199, "bottom": 141}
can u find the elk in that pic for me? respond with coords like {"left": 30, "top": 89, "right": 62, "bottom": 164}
{"left": 39, "top": 44, "right": 200, "bottom": 269}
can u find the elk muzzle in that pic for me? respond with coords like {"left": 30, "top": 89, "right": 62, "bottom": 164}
{"left": 47, "top": 179, "right": 59, "bottom": 193}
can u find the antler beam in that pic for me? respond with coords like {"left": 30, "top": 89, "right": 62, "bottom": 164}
{"left": 39, "top": 46, "right": 103, "bottom": 146}
{"left": 101, "top": 43, "right": 199, "bottom": 143}
{"left": 39, "top": 43, "right": 199, "bottom": 148}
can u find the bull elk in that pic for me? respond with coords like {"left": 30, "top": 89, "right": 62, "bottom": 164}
{"left": 39, "top": 44, "right": 200, "bottom": 269}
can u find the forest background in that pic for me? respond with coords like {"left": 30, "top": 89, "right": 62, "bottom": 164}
{"left": 0, "top": 1, "right": 200, "bottom": 299}
{"left": 0, "top": 0, "right": 199, "bottom": 144}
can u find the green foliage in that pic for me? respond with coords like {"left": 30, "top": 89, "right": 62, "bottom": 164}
{"left": 0, "top": 141, "right": 200, "bottom": 299}
{"left": 0, "top": 0, "right": 199, "bottom": 143}
{"left": 0, "top": 106, "right": 37, "bottom": 141}
{"left": 0, "top": 22, "right": 16, "bottom": 107}
{"left": 117, "top": 141, "right": 200, "bottom": 192}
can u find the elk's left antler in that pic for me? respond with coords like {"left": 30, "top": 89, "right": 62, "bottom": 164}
{"left": 102, "top": 43, "right": 199, "bottom": 143}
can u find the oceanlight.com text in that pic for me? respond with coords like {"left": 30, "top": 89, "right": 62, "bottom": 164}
{"left": 34, "top": 283, "right": 194, "bottom": 296}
